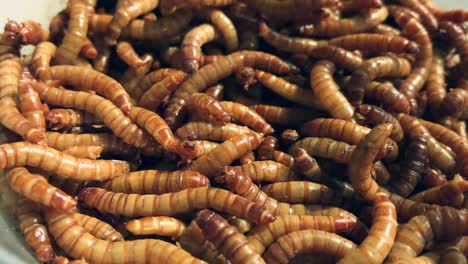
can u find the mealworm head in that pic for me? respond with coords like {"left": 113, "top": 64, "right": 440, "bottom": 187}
{"left": 19, "top": 21, "right": 43, "bottom": 45}
{"left": 183, "top": 60, "right": 199, "bottom": 74}
{"left": 77, "top": 188, "right": 97, "bottom": 202}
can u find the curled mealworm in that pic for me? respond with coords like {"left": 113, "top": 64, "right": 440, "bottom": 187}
{"left": 34, "top": 82, "right": 160, "bottom": 155}
{"left": 388, "top": 136, "right": 428, "bottom": 197}
{"left": 301, "top": 118, "right": 399, "bottom": 160}
{"left": 74, "top": 213, "right": 123, "bottom": 242}
{"left": 164, "top": 50, "right": 296, "bottom": 128}
{"left": 200, "top": 8, "right": 238, "bottom": 52}
{"left": 2, "top": 20, "right": 49, "bottom": 46}
{"left": 78, "top": 187, "right": 275, "bottom": 224}
{"left": 138, "top": 70, "right": 187, "bottom": 110}
{"left": 398, "top": 114, "right": 456, "bottom": 174}
{"left": 363, "top": 80, "right": 411, "bottom": 114}
{"left": 356, "top": 104, "right": 404, "bottom": 143}
{"left": 55, "top": 0, "right": 89, "bottom": 65}
{"left": 219, "top": 101, "right": 273, "bottom": 134}
{"left": 45, "top": 209, "right": 206, "bottom": 264}
{"left": 0, "top": 142, "right": 130, "bottom": 181}
{"left": 328, "top": 33, "right": 419, "bottom": 55}
{"left": 46, "top": 109, "right": 103, "bottom": 130}
{"left": 195, "top": 209, "right": 265, "bottom": 264}
{"left": 263, "top": 229, "right": 357, "bottom": 263}
{"left": 31, "top": 41, "right": 56, "bottom": 80}
{"left": 440, "top": 88, "right": 468, "bottom": 119}
{"left": 311, "top": 60, "right": 354, "bottom": 119}
{"left": 104, "top": 0, "right": 159, "bottom": 45}
{"left": 259, "top": 22, "right": 319, "bottom": 54}
{"left": 0, "top": 59, "right": 45, "bottom": 144}
{"left": 115, "top": 41, "right": 149, "bottom": 69}
{"left": 126, "top": 216, "right": 186, "bottom": 238}
{"left": 254, "top": 70, "right": 323, "bottom": 110}
{"left": 387, "top": 207, "right": 468, "bottom": 262}
{"left": 7, "top": 167, "right": 76, "bottom": 211}
{"left": 101, "top": 170, "right": 210, "bottom": 194}
{"left": 48, "top": 66, "right": 133, "bottom": 115}
{"left": 187, "top": 93, "right": 230, "bottom": 122}
{"left": 399, "top": 0, "right": 438, "bottom": 33}
{"left": 246, "top": 215, "right": 356, "bottom": 255}
{"left": 347, "top": 55, "right": 412, "bottom": 106}
{"left": 176, "top": 122, "right": 254, "bottom": 141}
{"left": 306, "top": 45, "right": 364, "bottom": 71}
{"left": 409, "top": 176, "right": 468, "bottom": 208}
{"left": 204, "top": 84, "right": 224, "bottom": 101}
{"left": 63, "top": 145, "right": 103, "bottom": 159}
{"left": 181, "top": 24, "right": 220, "bottom": 73}
{"left": 292, "top": 148, "right": 324, "bottom": 182}
{"left": 184, "top": 133, "right": 262, "bottom": 177}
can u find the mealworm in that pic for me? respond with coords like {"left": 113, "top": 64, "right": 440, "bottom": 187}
{"left": 0, "top": 142, "right": 130, "bottom": 181}
{"left": 242, "top": 0, "right": 339, "bottom": 22}
{"left": 184, "top": 133, "right": 262, "bottom": 177}
{"left": 272, "top": 150, "right": 293, "bottom": 168}
{"left": 398, "top": 114, "right": 456, "bottom": 174}
{"left": 0, "top": 59, "right": 45, "bottom": 144}
{"left": 7, "top": 167, "right": 76, "bottom": 211}
{"left": 347, "top": 123, "right": 392, "bottom": 202}
{"left": 187, "top": 93, "right": 230, "bottom": 123}
{"left": 31, "top": 41, "right": 56, "bottom": 80}
{"left": 328, "top": 33, "right": 419, "bottom": 55}
{"left": 389, "top": 192, "right": 439, "bottom": 222}
{"left": 104, "top": 0, "right": 159, "bottom": 45}
{"left": 54, "top": 256, "right": 88, "bottom": 264}
{"left": 101, "top": 170, "right": 209, "bottom": 194}
{"left": 292, "top": 148, "right": 324, "bottom": 182}
{"left": 34, "top": 82, "right": 160, "bottom": 154}
{"left": 92, "top": 45, "right": 111, "bottom": 73}
{"left": 18, "top": 82, "right": 46, "bottom": 133}
{"left": 177, "top": 221, "right": 227, "bottom": 264}
{"left": 45, "top": 209, "right": 206, "bottom": 264}
{"left": 176, "top": 122, "right": 254, "bottom": 141}
{"left": 195, "top": 209, "right": 265, "bottom": 264}
{"left": 78, "top": 187, "right": 275, "bottom": 224}
{"left": 357, "top": 104, "right": 404, "bottom": 142}
{"left": 46, "top": 132, "right": 139, "bottom": 160}
{"left": 74, "top": 213, "right": 123, "bottom": 242}
{"left": 14, "top": 195, "right": 54, "bottom": 262}
{"left": 399, "top": 0, "right": 438, "bottom": 33}
{"left": 138, "top": 71, "right": 187, "bottom": 110}
{"left": 426, "top": 51, "right": 447, "bottom": 113}
{"left": 392, "top": 7, "right": 433, "bottom": 113}
{"left": 250, "top": 104, "right": 322, "bottom": 127}
{"left": 227, "top": 216, "right": 252, "bottom": 234}
{"left": 388, "top": 136, "right": 428, "bottom": 198}
{"left": 246, "top": 215, "right": 356, "bottom": 255}
{"left": 55, "top": 0, "right": 89, "bottom": 65}
{"left": 387, "top": 207, "right": 467, "bottom": 262}
{"left": 181, "top": 24, "right": 220, "bottom": 73}
{"left": 46, "top": 109, "right": 103, "bottom": 130}
{"left": 422, "top": 168, "right": 448, "bottom": 189}
{"left": 235, "top": 66, "right": 256, "bottom": 90}
{"left": 79, "top": 38, "right": 98, "bottom": 60}
{"left": 200, "top": 8, "right": 238, "bottom": 52}
{"left": 340, "top": 0, "right": 383, "bottom": 12}
{"left": 301, "top": 118, "right": 399, "bottom": 160}
{"left": 257, "top": 136, "right": 278, "bottom": 161}
{"left": 264, "top": 229, "right": 357, "bottom": 264}
{"left": 418, "top": 119, "right": 468, "bottom": 178}
{"left": 126, "top": 216, "right": 186, "bottom": 238}
{"left": 164, "top": 50, "right": 295, "bottom": 128}
{"left": 262, "top": 181, "right": 346, "bottom": 205}
{"left": 409, "top": 176, "right": 468, "bottom": 208}
{"left": 115, "top": 41, "right": 147, "bottom": 70}
{"left": 128, "top": 106, "right": 179, "bottom": 153}
{"left": 289, "top": 137, "right": 355, "bottom": 164}
{"left": 371, "top": 24, "right": 401, "bottom": 36}
{"left": 225, "top": 160, "right": 297, "bottom": 183}
{"left": 134, "top": 68, "right": 180, "bottom": 101}
{"left": 440, "top": 88, "right": 468, "bottom": 119}
{"left": 49, "top": 66, "right": 133, "bottom": 115}
{"left": 281, "top": 129, "right": 299, "bottom": 145}
{"left": 306, "top": 45, "right": 364, "bottom": 71}
{"left": 259, "top": 22, "right": 319, "bottom": 54}
{"left": 310, "top": 60, "right": 354, "bottom": 120}
{"left": 363, "top": 80, "right": 411, "bottom": 114}
{"left": 160, "top": 0, "right": 235, "bottom": 15}
{"left": 120, "top": 54, "right": 154, "bottom": 96}
{"left": 2, "top": 20, "right": 49, "bottom": 46}
{"left": 204, "top": 84, "right": 224, "bottom": 101}
{"left": 306, "top": 6, "right": 389, "bottom": 37}
{"left": 347, "top": 55, "right": 412, "bottom": 106}
{"left": 254, "top": 70, "right": 323, "bottom": 110}
{"left": 219, "top": 101, "right": 273, "bottom": 134}
{"left": 63, "top": 145, "right": 103, "bottom": 159}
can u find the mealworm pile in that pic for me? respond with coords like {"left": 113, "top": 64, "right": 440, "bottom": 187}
{"left": 0, "top": 0, "right": 467, "bottom": 263}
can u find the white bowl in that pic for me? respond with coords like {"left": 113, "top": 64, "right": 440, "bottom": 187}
{"left": 0, "top": 0, "right": 465, "bottom": 263}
